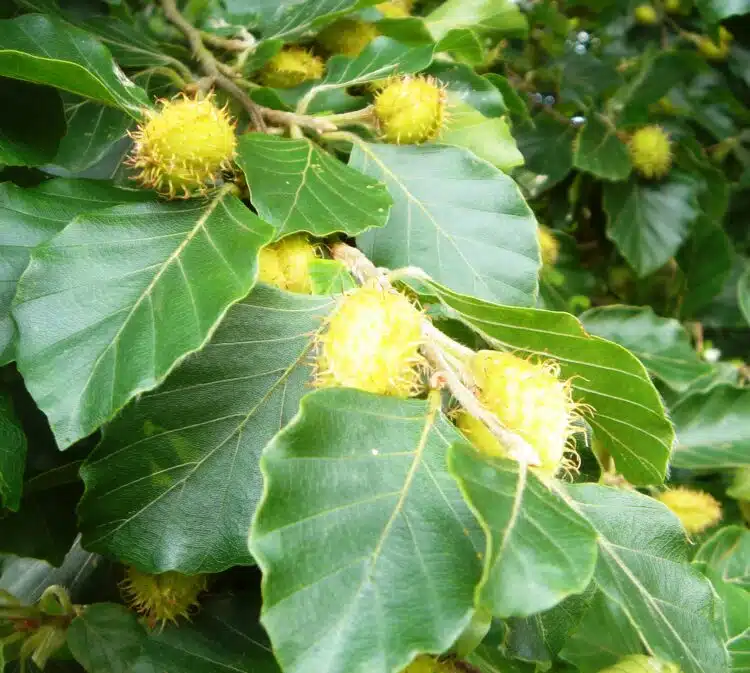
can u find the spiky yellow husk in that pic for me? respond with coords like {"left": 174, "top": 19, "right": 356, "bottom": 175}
{"left": 374, "top": 75, "right": 446, "bottom": 144}
{"left": 628, "top": 125, "right": 672, "bottom": 179}
{"left": 597, "top": 654, "right": 681, "bottom": 673}
{"left": 258, "top": 235, "right": 318, "bottom": 294}
{"left": 317, "top": 18, "right": 379, "bottom": 56}
{"left": 121, "top": 566, "right": 207, "bottom": 628}
{"left": 260, "top": 47, "right": 325, "bottom": 88}
{"left": 695, "top": 27, "right": 733, "bottom": 60}
{"left": 314, "top": 282, "right": 424, "bottom": 397}
{"left": 377, "top": 1, "right": 411, "bottom": 18}
{"left": 129, "top": 94, "right": 236, "bottom": 199}
{"left": 401, "top": 655, "right": 456, "bottom": 673}
{"left": 456, "top": 351, "right": 580, "bottom": 478}
{"left": 656, "top": 487, "right": 722, "bottom": 535}
{"left": 538, "top": 226, "right": 560, "bottom": 266}
{"left": 634, "top": 4, "right": 659, "bottom": 25}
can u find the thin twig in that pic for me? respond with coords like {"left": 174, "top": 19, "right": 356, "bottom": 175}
{"left": 329, "top": 242, "right": 541, "bottom": 467}
{"left": 161, "top": 0, "right": 266, "bottom": 130}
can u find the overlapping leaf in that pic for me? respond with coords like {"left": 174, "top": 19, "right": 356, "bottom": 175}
{"left": 78, "top": 286, "right": 334, "bottom": 573}
{"left": 448, "top": 444, "right": 597, "bottom": 618}
{"left": 740, "top": 266, "right": 750, "bottom": 326}
{"left": 353, "top": 143, "right": 540, "bottom": 306}
{"left": 250, "top": 389, "right": 482, "bottom": 673}
{"left": 694, "top": 526, "right": 750, "bottom": 590}
{"left": 603, "top": 172, "right": 702, "bottom": 277}
{"left": 237, "top": 134, "right": 392, "bottom": 238}
{"left": 425, "top": 0, "right": 528, "bottom": 40}
{"left": 0, "top": 179, "right": 151, "bottom": 365}
{"left": 580, "top": 306, "right": 712, "bottom": 391}
{"left": 262, "top": 0, "right": 364, "bottom": 40}
{"left": 670, "top": 385, "right": 750, "bottom": 469}
{"left": 14, "top": 191, "right": 273, "bottom": 449}
{"left": 572, "top": 116, "right": 631, "bottom": 181}
{"left": 0, "top": 13, "right": 149, "bottom": 116}
{"left": 421, "top": 281, "right": 674, "bottom": 485}
{"left": 0, "top": 391, "right": 25, "bottom": 512}
{"left": 515, "top": 115, "right": 576, "bottom": 188}
{"left": 568, "top": 485, "right": 729, "bottom": 673}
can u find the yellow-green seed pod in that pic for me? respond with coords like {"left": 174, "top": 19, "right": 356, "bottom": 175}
{"left": 628, "top": 125, "right": 672, "bottom": 179}
{"left": 314, "top": 281, "right": 424, "bottom": 397}
{"left": 258, "top": 235, "right": 318, "bottom": 294}
{"left": 377, "top": 1, "right": 411, "bottom": 18}
{"left": 695, "top": 26, "right": 733, "bottom": 60}
{"left": 634, "top": 4, "right": 659, "bottom": 24}
{"left": 456, "top": 351, "right": 581, "bottom": 478}
{"left": 374, "top": 75, "right": 446, "bottom": 144}
{"left": 121, "top": 566, "right": 207, "bottom": 628}
{"left": 317, "top": 18, "right": 379, "bottom": 56}
{"left": 401, "top": 655, "right": 457, "bottom": 673}
{"left": 129, "top": 94, "right": 236, "bottom": 198}
{"left": 260, "top": 47, "right": 325, "bottom": 88}
{"left": 656, "top": 487, "right": 722, "bottom": 535}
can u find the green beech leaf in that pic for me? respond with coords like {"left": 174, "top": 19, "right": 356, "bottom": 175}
{"left": 353, "top": 143, "right": 540, "bottom": 306}
{"left": 0, "top": 179, "right": 151, "bottom": 365}
{"left": 78, "top": 286, "right": 334, "bottom": 573}
{"left": 311, "top": 37, "right": 434, "bottom": 95}
{"left": 469, "top": 622, "right": 536, "bottom": 673}
{"left": 0, "top": 13, "right": 149, "bottom": 116}
{"left": 437, "top": 96, "right": 524, "bottom": 173}
{"left": 708, "top": 574, "right": 750, "bottom": 673}
{"left": 236, "top": 134, "right": 392, "bottom": 238}
{"left": 0, "top": 390, "right": 25, "bottom": 512}
{"left": 421, "top": 281, "right": 674, "bottom": 485}
{"left": 603, "top": 172, "right": 702, "bottom": 277}
{"left": 559, "top": 591, "right": 643, "bottom": 673}
{"left": 448, "top": 443, "right": 597, "bottom": 618}
{"left": 740, "top": 266, "right": 750, "bottom": 326}
{"left": 425, "top": 0, "right": 528, "bottom": 40}
{"left": 436, "top": 28, "right": 485, "bottom": 64}
{"left": 262, "top": 0, "right": 365, "bottom": 40}
{"left": 568, "top": 485, "right": 729, "bottom": 673}
{"left": 67, "top": 604, "right": 147, "bottom": 673}
{"left": 132, "top": 594, "right": 281, "bottom": 673}
{"left": 572, "top": 116, "right": 631, "bottom": 181}
{"left": 0, "top": 78, "right": 65, "bottom": 167}
{"left": 670, "top": 385, "right": 750, "bottom": 469}
{"left": 515, "top": 114, "right": 576, "bottom": 188}
{"left": 14, "top": 191, "right": 273, "bottom": 449}
{"left": 484, "top": 73, "right": 530, "bottom": 122}
{"left": 427, "top": 62, "right": 507, "bottom": 118}
{"left": 694, "top": 526, "right": 750, "bottom": 590}
{"left": 50, "top": 96, "right": 132, "bottom": 175}
{"left": 250, "top": 388, "right": 482, "bottom": 673}
{"left": 678, "top": 219, "right": 733, "bottom": 318}
{"left": 696, "top": 0, "right": 750, "bottom": 21}
{"left": 579, "top": 306, "right": 712, "bottom": 391}
{"left": 308, "top": 259, "right": 356, "bottom": 294}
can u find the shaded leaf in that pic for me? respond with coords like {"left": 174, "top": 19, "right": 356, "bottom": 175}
{"left": 427, "top": 62, "right": 506, "bottom": 118}
{"left": 579, "top": 306, "right": 712, "bottom": 392}
{"left": 250, "top": 389, "right": 482, "bottom": 673}
{"left": 14, "top": 191, "right": 273, "bottom": 449}
{"left": 0, "top": 179, "right": 150, "bottom": 365}
{"left": 132, "top": 593, "right": 280, "bottom": 673}
{"left": 572, "top": 115, "right": 631, "bottom": 181}
{"left": 0, "top": 13, "right": 149, "bottom": 116}
{"left": 678, "top": 219, "right": 733, "bottom": 319}
{"left": 694, "top": 526, "right": 750, "bottom": 590}
{"left": 237, "top": 134, "right": 392, "bottom": 238}
{"left": 696, "top": 0, "right": 750, "bottom": 22}
{"left": 568, "top": 485, "right": 729, "bottom": 673}
{"left": 0, "top": 389, "right": 25, "bottom": 512}
{"left": 421, "top": 281, "right": 674, "bottom": 485}
{"left": 78, "top": 286, "right": 334, "bottom": 573}
{"left": 67, "top": 604, "right": 147, "bottom": 673}
{"left": 0, "top": 78, "right": 65, "bottom": 167}
{"left": 438, "top": 96, "right": 523, "bottom": 173}
{"left": 448, "top": 443, "right": 597, "bottom": 618}
{"left": 671, "top": 385, "right": 750, "bottom": 470}
{"left": 353, "top": 143, "right": 540, "bottom": 306}
{"left": 559, "top": 592, "right": 643, "bottom": 673}
{"left": 484, "top": 73, "right": 530, "bottom": 122}
{"left": 740, "top": 266, "right": 750, "bottom": 327}
{"left": 603, "top": 172, "right": 702, "bottom": 277}
{"left": 515, "top": 114, "right": 576, "bottom": 187}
